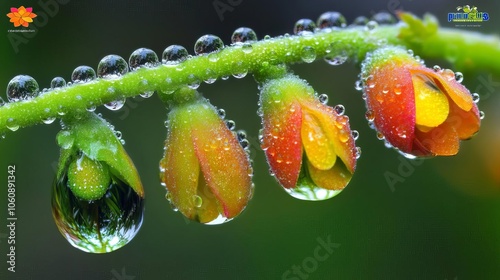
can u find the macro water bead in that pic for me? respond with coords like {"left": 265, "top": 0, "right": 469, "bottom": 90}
{"left": 129, "top": 48, "right": 159, "bottom": 70}
{"left": 162, "top": 45, "right": 189, "bottom": 64}
{"left": 194, "top": 34, "right": 224, "bottom": 55}
{"left": 97, "top": 54, "right": 129, "bottom": 78}
{"left": 231, "top": 27, "right": 258, "bottom": 43}
{"left": 6, "top": 75, "right": 39, "bottom": 102}
{"left": 71, "top": 66, "right": 96, "bottom": 83}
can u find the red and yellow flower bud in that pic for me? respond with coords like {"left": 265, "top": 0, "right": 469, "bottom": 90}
{"left": 361, "top": 46, "right": 480, "bottom": 157}
{"left": 160, "top": 89, "right": 253, "bottom": 224}
{"left": 260, "top": 75, "right": 358, "bottom": 200}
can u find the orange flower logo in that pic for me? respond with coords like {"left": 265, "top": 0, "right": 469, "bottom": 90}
{"left": 7, "top": 6, "right": 37, "bottom": 28}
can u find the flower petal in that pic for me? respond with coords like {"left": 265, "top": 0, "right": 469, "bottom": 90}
{"left": 412, "top": 72, "right": 449, "bottom": 127}
{"left": 18, "top": 6, "right": 26, "bottom": 16}
{"left": 307, "top": 160, "right": 352, "bottom": 191}
{"left": 447, "top": 97, "right": 480, "bottom": 140}
{"left": 301, "top": 108, "right": 337, "bottom": 170}
{"left": 10, "top": 8, "right": 18, "bottom": 13}
{"left": 414, "top": 121, "right": 459, "bottom": 156}
{"left": 22, "top": 16, "right": 33, "bottom": 23}
{"left": 26, "top": 7, "right": 33, "bottom": 13}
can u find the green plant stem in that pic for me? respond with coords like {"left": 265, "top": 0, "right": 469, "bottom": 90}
{"left": 1, "top": 16, "right": 499, "bottom": 134}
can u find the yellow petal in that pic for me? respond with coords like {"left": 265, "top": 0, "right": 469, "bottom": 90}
{"left": 301, "top": 109, "right": 336, "bottom": 170}
{"left": 413, "top": 73, "right": 449, "bottom": 128}
{"left": 307, "top": 160, "right": 352, "bottom": 191}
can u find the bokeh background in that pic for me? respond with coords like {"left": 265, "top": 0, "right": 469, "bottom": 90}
{"left": 1, "top": 0, "right": 500, "bottom": 279}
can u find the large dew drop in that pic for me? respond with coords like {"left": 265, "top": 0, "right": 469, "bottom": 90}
{"left": 6, "top": 75, "right": 39, "bottom": 102}
{"left": 231, "top": 27, "right": 257, "bottom": 43}
{"left": 317, "top": 11, "right": 347, "bottom": 29}
{"left": 194, "top": 34, "right": 224, "bottom": 55}
{"left": 97, "top": 54, "right": 128, "bottom": 79}
{"left": 51, "top": 161, "right": 144, "bottom": 253}
{"left": 129, "top": 48, "right": 159, "bottom": 70}
{"left": 71, "top": 66, "right": 96, "bottom": 83}
{"left": 371, "top": 12, "right": 396, "bottom": 24}
{"left": 51, "top": 77, "right": 66, "bottom": 89}
{"left": 294, "top": 19, "right": 316, "bottom": 35}
{"left": 162, "top": 45, "right": 189, "bottom": 65}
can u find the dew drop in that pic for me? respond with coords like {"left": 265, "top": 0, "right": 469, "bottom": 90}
{"left": 442, "top": 69, "right": 455, "bottom": 81}
{"left": 6, "top": 75, "right": 39, "bottom": 102}
{"left": 480, "top": 111, "right": 485, "bottom": 120}
{"left": 239, "top": 139, "right": 250, "bottom": 150}
{"left": 365, "top": 110, "right": 375, "bottom": 122}
{"left": 192, "top": 195, "right": 203, "bottom": 208}
{"left": 226, "top": 120, "right": 236, "bottom": 130}
{"left": 97, "top": 54, "right": 128, "bottom": 79}
{"left": 71, "top": 66, "right": 96, "bottom": 83}
{"left": 129, "top": 48, "right": 159, "bottom": 70}
{"left": 371, "top": 12, "right": 396, "bottom": 24}
{"left": 6, "top": 118, "right": 19, "bottom": 131}
{"left": 237, "top": 130, "right": 247, "bottom": 141}
{"left": 231, "top": 27, "right": 257, "bottom": 43}
{"left": 472, "top": 93, "right": 480, "bottom": 103}
{"left": 433, "top": 65, "right": 442, "bottom": 72}
{"left": 0, "top": 97, "right": 5, "bottom": 107}
{"left": 140, "top": 91, "right": 154, "bottom": 98}
{"left": 204, "top": 68, "right": 217, "bottom": 84}
{"left": 352, "top": 16, "right": 368, "bottom": 26}
{"left": 105, "top": 97, "right": 126, "bottom": 111}
{"left": 42, "top": 116, "right": 56, "bottom": 125}
{"left": 365, "top": 20, "right": 378, "bottom": 31}
{"left": 324, "top": 50, "right": 348, "bottom": 66}
{"left": 263, "top": 35, "right": 271, "bottom": 40}
{"left": 194, "top": 34, "right": 224, "bottom": 55}
{"left": 301, "top": 46, "right": 316, "bottom": 63}
{"left": 187, "top": 74, "right": 200, "bottom": 89}
{"left": 354, "top": 80, "right": 363, "bottom": 91}
{"left": 86, "top": 104, "right": 96, "bottom": 112}
{"left": 334, "top": 104, "right": 345, "bottom": 116}
{"left": 376, "top": 132, "right": 385, "bottom": 140}
{"left": 318, "top": 94, "right": 328, "bottom": 104}
{"left": 51, "top": 77, "right": 66, "bottom": 89}
{"left": 355, "top": 147, "right": 362, "bottom": 159}
{"left": 352, "top": 130, "right": 359, "bottom": 141}
{"left": 162, "top": 45, "right": 189, "bottom": 65}
{"left": 57, "top": 130, "right": 74, "bottom": 149}
{"left": 455, "top": 72, "right": 464, "bottom": 83}
{"left": 217, "top": 108, "right": 226, "bottom": 119}
{"left": 241, "top": 43, "right": 253, "bottom": 54}
{"left": 407, "top": 49, "right": 414, "bottom": 56}
{"left": 317, "top": 11, "right": 347, "bottom": 29}
{"left": 294, "top": 18, "right": 316, "bottom": 35}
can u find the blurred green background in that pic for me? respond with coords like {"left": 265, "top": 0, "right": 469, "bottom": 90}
{"left": 1, "top": 0, "right": 500, "bottom": 279}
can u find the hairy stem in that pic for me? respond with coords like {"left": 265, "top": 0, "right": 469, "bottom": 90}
{"left": 1, "top": 15, "right": 499, "bottom": 134}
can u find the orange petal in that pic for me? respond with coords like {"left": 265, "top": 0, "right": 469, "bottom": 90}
{"left": 6, "top": 13, "right": 15, "bottom": 19}
{"left": 307, "top": 160, "right": 352, "bottom": 191}
{"left": 414, "top": 121, "right": 459, "bottom": 156}
{"left": 29, "top": 13, "right": 37, "bottom": 18}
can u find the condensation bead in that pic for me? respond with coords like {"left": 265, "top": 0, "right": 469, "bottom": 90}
{"left": 365, "top": 21, "right": 378, "bottom": 31}
{"left": 162, "top": 45, "right": 189, "bottom": 64}
{"left": 472, "top": 93, "right": 480, "bottom": 103}
{"left": 293, "top": 19, "right": 316, "bottom": 34}
{"left": 6, "top": 75, "right": 39, "bottom": 102}
{"left": 129, "top": 48, "right": 159, "bottom": 70}
{"left": 352, "top": 16, "right": 369, "bottom": 26}
{"left": 318, "top": 93, "right": 328, "bottom": 104}
{"left": 97, "top": 54, "right": 128, "bottom": 79}
{"left": 217, "top": 108, "right": 226, "bottom": 119}
{"left": 317, "top": 11, "right": 347, "bottom": 29}
{"left": 194, "top": 34, "right": 224, "bottom": 55}
{"left": 334, "top": 104, "right": 345, "bottom": 116}
{"left": 231, "top": 27, "right": 257, "bottom": 43}
{"left": 371, "top": 12, "right": 396, "bottom": 24}
{"left": 105, "top": 97, "right": 126, "bottom": 111}
{"left": 51, "top": 77, "right": 66, "bottom": 89}
{"left": 352, "top": 130, "right": 359, "bottom": 140}
{"left": 71, "top": 66, "right": 96, "bottom": 83}
{"left": 301, "top": 46, "right": 316, "bottom": 63}
{"left": 226, "top": 120, "right": 236, "bottom": 130}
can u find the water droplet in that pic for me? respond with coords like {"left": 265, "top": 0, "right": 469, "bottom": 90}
{"left": 194, "top": 34, "right": 224, "bottom": 55}
{"left": 97, "top": 54, "right": 128, "bottom": 79}
{"left": 42, "top": 116, "right": 56, "bottom": 124}
{"left": 204, "top": 68, "right": 217, "bottom": 84}
{"left": 239, "top": 139, "right": 250, "bottom": 149}
{"left": 217, "top": 108, "right": 226, "bottom": 119}
{"left": 86, "top": 104, "right": 96, "bottom": 112}
{"left": 301, "top": 46, "right": 316, "bottom": 63}
{"left": 0, "top": 97, "right": 5, "bottom": 107}
{"left": 318, "top": 94, "right": 328, "bottom": 104}
{"left": 365, "top": 110, "right": 375, "bottom": 122}
{"left": 355, "top": 147, "right": 362, "bottom": 159}
{"left": 51, "top": 161, "right": 144, "bottom": 253}
{"left": 480, "top": 111, "right": 485, "bottom": 120}
{"left": 6, "top": 118, "right": 19, "bottom": 131}
{"left": 226, "top": 120, "right": 236, "bottom": 130}
{"left": 162, "top": 45, "right": 189, "bottom": 64}
{"left": 472, "top": 93, "right": 480, "bottom": 103}
{"left": 105, "top": 97, "right": 126, "bottom": 111}
{"left": 442, "top": 69, "right": 455, "bottom": 81}
{"left": 407, "top": 49, "right": 414, "bottom": 56}
{"left": 231, "top": 27, "right": 257, "bottom": 43}
{"left": 236, "top": 130, "right": 247, "bottom": 141}
{"left": 71, "top": 66, "right": 96, "bottom": 83}
{"left": 354, "top": 80, "right": 363, "bottom": 91}
{"left": 317, "top": 11, "right": 347, "bottom": 29}
{"left": 376, "top": 132, "right": 385, "bottom": 140}
{"left": 51, "top": 77, "right": 66, "bottom": 89}
{"left": 455, "top": 72, "right": 464, "bottom": 83}
{"left": 129, "top": 48, "right": 159, "bottom": 70}
{"left": 294, "top": 18, "right": 316, "bottom": 34}
{"left": 371, "top": 12, "right": 396, "bottom": 24}
{"left": 352, "top": 130, "right": 359, "bottom": 141}
{"left": 263, "top": 35, "right": 271, "bottom": 40}
{"left": 187, "top": 74, "right": 200, "bottom": 89}
{"left": 241, "top": 43, "right": 253, "bottom": 54}
{"left": 120, "top": 139, "right": 126, "bottom": 145}
{"left": 334, "top": 104, "right": 345, "bottom": 116}
{"left": 351, "top": 16, "right": 368, "bottom": 26}
{"left": 140, "top": 91, "right": 154, "bottom": 98}
{"left": 433, "top": 65, "right": 442, "bottom": 72}
{"left": 192, "top": 195, "right": 203, "bottom": 208}
{"left": 115, "top": 130, "right": 122, "bottom": 139}
{"left": 365, "top": 20, "right": 378, "bottom": 31}
{"left": 6, "top": 75, "right": 39, "bottom": 102}
{"left": 324, "top": 50, "right": 348, "bottom": 65}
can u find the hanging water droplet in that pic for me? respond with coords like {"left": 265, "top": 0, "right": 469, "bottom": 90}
{"left": 455, "top": 72, "right": 464, "bottom": 83}
{"left": 301, "top": 46, "right": 316, "bottom": 63}
{"left": 231, "top": 62, "right": 248, "bottom": 79}
{"left": 162, "top": 45, "right": 189, "bottom": 65}
{"left": 241, "top": 43, "right": 253, "bottom": 54}
{"left": 371, "top": 12, "right": 396, "bottom": 24}
{"left": 71, "top": 66, "right": 96, "bottom": 83}
{"left": 97, "top": 54, "right": 128, "bottom": 79}
{"left": 355, "top": 147, "right": 362, "bottom": 159}
{"left": 226, "top": 120, "right": 236, "bottom": 130}
{"left": 105, "top": 97, "right": 126, "bottom": 111}
{"left": 351, "top": 16, "right": 368, "bottom": 26}
{"left": 194, "top": 34, "right": 224, "bottom": 55}
{"left": 472, "top": 93, "right": 480, "bottom": 103}
{"left": 6, "top": 75, "right": 39, "bottom": 102}
{"left": 231, "top": 27, "right": 257, "bottom": 43}
{"left": 129, "top": 48, "right": 159, "bottom": 70}
{"left": 324, "top": 50, "right": 348, "bottom": 65}
{"left": 365, "top": 20, "right": 378, "bottom": 31}
{"left": 352, "top": 130, "right": 359, "bottom": 141}
{"left": 51, "top": 77, "right": 66, "bottom": 89}
{"left": 318, "top": 93, "right": 328, "bottom": 104}
{"left": 365, "top": 110, "right": 375, "bottom": 122}
{"left": 293, "top": 18, "right": 316, "bottom": 35}
{"left": 480, "top": 111, "right": 485, "bottom": 119}
{"left": 6, "top": 118, "right": 19, "bottom": 131}
{"left": 334, "top": 104, "right": 345, "bottom": 116}
{"left": 355, "top": 80, "right": 363, "bottom": 91}
{"left": 42, "top": 116, "right": 56, "bottom": 125}
{"left": 376, "top": 132, "right": 385, "bottom": 140}
{"left": 204, "top": 68, "right": 217, "bottom": 84}
{"left": 140, "top": 91, "right": 154, "bottom": 98}
{"left": 56, "top": 130, "right": 74, "bottom": 149}
{"left": 187, "top": 74, "right": 200, "bottom": 89}
{"left": 51, "top": 158, "right": 144, "bottom": 253}
{"left": 317, "top": 11, "right": 347, "bottom": 28}
{"left": 217, "top": 108, "right": 226, "bottom": 119}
